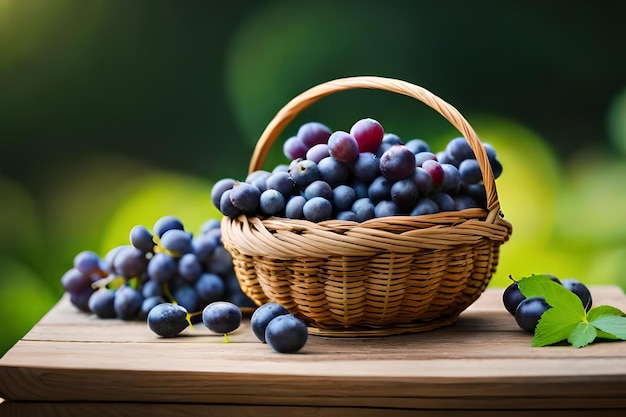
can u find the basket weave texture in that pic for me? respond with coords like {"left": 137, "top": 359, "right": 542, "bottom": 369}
{"left": 221, "top": 76, "right": 512, "bottom": 336}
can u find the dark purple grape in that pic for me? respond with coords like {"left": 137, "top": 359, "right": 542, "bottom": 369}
{"left": 483, "top": 143, "right": 497, "bottom": 161}
{"left": 502, "top": 279, "right": 525, "bottom": 316}
{"left": 265, "top": 170, "right": 295, "bottom": 198}
{"left": 317, "top": 156, "right": 350, "bottom": 188}
{"left": 440, "top": 163, "right": 461, "bottom": 193}
{"left": 414, "top": 151, "right": 437, "bottom": 167}
{"left": 285, "top": 195, "right": 307, "bottom": 219}
{"left": 374, "top": 200, "right": 402, "bottom": 217}
{"left": 153, "top": 215, "right": 184, "bottom": 239}
{"left": 328, "top": 131, "right": 359, "bottom": 163}
{"left": 148, "top": 303, "right": 189, "bottom": 338}
{"left": 251, "top": 302, "right": 290, "bottom": 343}
{"left": 200, "top": 219, "right": 221, "bottom": 235}
{"left": 422, "top": 160, "right": 444, "bottom": 188}
{"left": 114, "top": 285, "right": 143, "bottom": 320}
{"left": 88, "top": 289, "right": 117, "bottom": 319}
{"left": 73, "top": 250, "right": 106, "bottom": 276}
{"left": 491, "top": 158, "right": 503, "bottom": 179}
{"left": 376, "top": 133, "right": 403, "bottom": 157}
{"left": 459, "top": 158, "right": 482, "bottom": 184}
{"left": 336, "top": 210, "right": 358, "bottom": 221}
{"left": 192, "top": 233, "right": 219, "bottom": 263}
{"left": 206, "top": 245, "right": 233, "bottom": 276}
{"left": 350, "top": 118, "right": 384, "bottom": 154}
{"left": 297, "top": 121, "right": 332, "bottom": 148}
{"left": 305, "top": 143, "right": 330, "bottom": 163}
{"left": 223, "top": 272, "right": 256, "bottom": 308}
{"left": 173, "top": 284, "right": 200, "bottom": 313}
{"left": 265, "top": 314, "right": 308, "bottom": 353}
{"left": 70, "top": 286, "right": 95, "bottom": 312}
{"left": 288, "top": 159, "right": 320, "bottom": 189}
{"left": 368, "top": 176, "right": 393, "bottom": 204}
{"left": 331, "top": 184, "right": 357, "bottom": 212}
{"left": 139, "top": 295, "right": 165, "bottom": 321}
{"left": 446, "top": 137, "right": 475, "bottom": 161}
{"left": 247, "top": 170, "right": 271, "bottom": 193}
{"left": 433, "top": 192, "right": 455, "bottom": 212}
{"left": 259, "top": 189, "right": 286, "bottom": 216}
{"left": 202, "top": 301, "right": 242, "bottom": 334}
{"left": 390, "top": 178, "right": 419, "bottom": 211}
{"left": 195, "top": 272, "right": 225, "bottom": 304}
{"left": 302, "top": 197, "right": 333, "bottom": 222}
{"left": 229, "top": 182, "right": 261, "bottom": 215}
{"left": 61, "top": 267, "right": 94, "bottom": 294}
{"left": 453, "top": 195, "right": 480, "bottom": 210}
{"left": 104, "top": 245, "right": 125, "bottom": 275}
{"left": 562, "top": 278, "right": 593, "bottom": 311}
{"left": 219, "top": 189, "right": 241, "bottom": 218}
{"left": 160, "top": 229, "right": 194, "bottom": 256}
{"left": 211, "top": 178, "right": 236, "bottom": 209}
{"left": 304, "top": 180, "right": 332, "bottom": 200}
{"left": 515, "top": 296, "right": 551, "bottom": 333}
{"left": 129, "top": 225, "right": 155, "bottom": 253}
{"left": 352, "top": 198, "right": 376, "bottom": 222}
{"left": 113, "top": 245, "right": 149, "bottom": 279}
{"left": 351, "top": 152, "right": 380, "bottom": 184}
{"left": 404, "top": 138, "right": 430, "bottom": 154}
{"left": 141, "top": 279, "right": 163, "bottom": 299}
{"left": 283, "top": 136, "right": 308, "bottom": 160}
{"left": 411, "top": 167, "right": 433, "bottom": 195}
{"left": 461, "top": 183, "right": 487, "bottom": 209}
{"left": 148, "top": 252, "right": 177, "bottom": 283}
{"left": 178, "top": 253, "right": 203, "bottom": 282}
{"left": 436, "top": 151, "right": 459, "bottom": 167}
{"left": 350, "top": 180, "right": 369, "bottom": 199}
{"left": 379, "top": 144, "right": 416, "bottom": 181}
{"left": 410, "top": 198, "right": 439, "bottom": 216}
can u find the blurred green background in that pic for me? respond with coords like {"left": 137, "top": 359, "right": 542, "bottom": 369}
{"left": 1, "top": 0, "right": 626, "bottom": 356}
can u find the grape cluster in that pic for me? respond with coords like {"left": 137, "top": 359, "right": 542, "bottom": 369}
{"left": 213, "top": 118, "right": 503, "bottom": 222}
{"left": 60, "top": 215, "right": 256, "bottom": 322}
{"left": 503, "top": 275, "right": 593, "bottom": 333}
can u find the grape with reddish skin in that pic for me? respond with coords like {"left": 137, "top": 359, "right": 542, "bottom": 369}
{"left": 328, "top": 131, "right": 360, "bottom": 163}
{"left": 350, "top": 118, "right": 384, "bottom": 153}
{"left": 379, "top": 144, "right": 416, "bottom": 181}
{"left": 422, "top": 159, "right": 444, "bottom": 188}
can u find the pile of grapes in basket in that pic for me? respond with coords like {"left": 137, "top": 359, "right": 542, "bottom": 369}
{"left": 60, "top": 216, "right": 256, "bottom": 321}
{"left": 213, "top": 118, "right": 503, "bottom": 222}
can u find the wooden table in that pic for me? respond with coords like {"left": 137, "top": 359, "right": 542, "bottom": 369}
{"left": 1, "top": 286, "right": 625, "bottom": 416}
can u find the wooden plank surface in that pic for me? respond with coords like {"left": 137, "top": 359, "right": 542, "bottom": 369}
{"left": 1, "top": 286, "right": 625, "bottom": 412}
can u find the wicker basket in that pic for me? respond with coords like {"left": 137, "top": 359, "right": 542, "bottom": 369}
{"left": 221, "top": 76, "right": 513, "bottom": 336}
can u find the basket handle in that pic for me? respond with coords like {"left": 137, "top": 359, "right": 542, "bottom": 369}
{"left": 248, "top": 76, "right": 500, "bottom": 214}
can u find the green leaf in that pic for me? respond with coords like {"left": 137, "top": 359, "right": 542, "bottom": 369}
{"left": 591, "top": 315, "right": 626, "bottom": 340}
{"left": 531, "top": 307, "right": 580, "bottom": 347}
{"left": 567, "top": 322, "right": 597, "bottom": 348}
{"left": 518, "top": 275, "right": 586, "bottom": 320}
{"left": 587, "top": 305, "right": 626, "bottom": 322}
